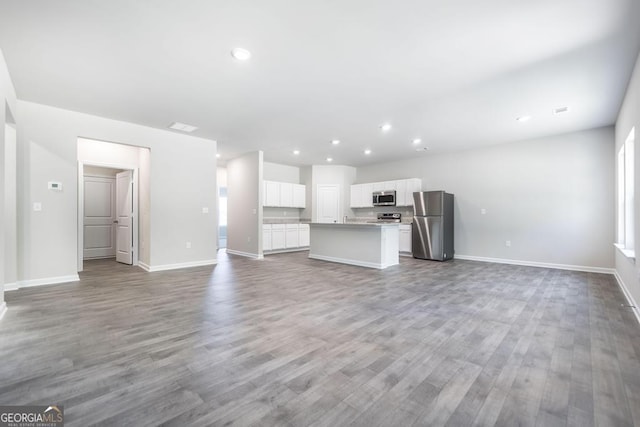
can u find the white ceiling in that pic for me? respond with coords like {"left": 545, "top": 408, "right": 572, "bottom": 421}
{"left": 0, "top": 0, "right": 638, "bottom": 167}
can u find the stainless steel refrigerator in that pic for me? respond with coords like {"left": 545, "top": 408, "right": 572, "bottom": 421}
{"left": 412, "top": 191, "right": 454, "bottom": 261}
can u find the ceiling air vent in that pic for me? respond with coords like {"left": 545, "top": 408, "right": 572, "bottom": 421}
{"left": 169, "top": 122, "right": 198, "bottom": 132}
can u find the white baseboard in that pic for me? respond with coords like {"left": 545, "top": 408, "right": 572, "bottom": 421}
{"left": 308, "top": 254, "right": 397, "bottom": 269}
{"left": 454, "top": 254, "right": 615, "bottom": 274}
{"left": 4, "top": 282, "right": 18, "bottom": 291}
{"left": 6, "top": 275, "right": 80, "bottom": 291}
{"left": 225, "top": 249, "right": 264, "bottom": 260}
{"left": 0, "top": 302, "right": 7, "bottom": 321}
{"left": 140, "top": 259, "right": 217, "bottom": 272}
{"left": 613, "top": 271, "right": 640, "bottom": 325}
{"left": 264, "top": 247, "right": 309, "bottom": 255}
{"left": 138, "top": 261, "right": 152, "bottom": 272}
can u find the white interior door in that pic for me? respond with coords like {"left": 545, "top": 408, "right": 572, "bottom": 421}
{"left": 83, "top": 176, "right": 116, "bottom": 259}
{"left": 317, "top": 184, "right": 340, "bottom": 223}
{"left": 116, "top": 170, "right": 133, "bottom": 264}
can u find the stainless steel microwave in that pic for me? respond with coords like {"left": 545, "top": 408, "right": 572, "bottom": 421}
{"left": 372, "top": 190, "right": 396, "bottom": 206}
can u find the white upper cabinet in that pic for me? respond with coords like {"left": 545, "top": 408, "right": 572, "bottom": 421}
{"left": 361, "top": 183, "right": 373, "bottom": 207}
{"left": 395, "top": 179, "right": 408, "bottom": 206}
{"left": 350, "top": 183, "right": 374, "bottom": 208}
{"left": 350, "top": 178, "right": 421, "bottom": 208}
{"left": 264, "top": 180, "right": 280, "bottom": 207}
{"left": 280, "top": 182, "right": 294, "bottom": 207}
{"left": 350, "top": 185, "right": 361, "bottom": 209}
{"left": 263, "top": 180, "right": 306, "bottom": 208}
{"left": 293, "top": 184, "right": 306, "bottom": 208}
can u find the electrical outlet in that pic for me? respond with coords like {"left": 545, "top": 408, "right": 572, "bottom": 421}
{"left": 202, "top": 207, "right": 209, "bottom": 214}
{"left": 247, "top": 236, "right": 251, "bottom": 242}
{"left": 505, "top": 240, "right": 511, "bottom": 247}
{"left": 480, "top": 208, "right": 486, "bottom": 215}
{"left": 186, "top": 241, "right": 191, "bottom": 249}
{"left": 33, "top": 202, "right": 42, "bottom": 212}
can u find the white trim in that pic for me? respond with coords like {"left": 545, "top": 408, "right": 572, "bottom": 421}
{"left": 308, "top": 253, "right": 398, "bottom": 269}
{"left": 225, "top": 249, "right": 264, "bottom": 259}
{"left": 613, "top": 271, "right": 640, "bottom": 325}
{"left": 264, "top": 247, "right": 309, "bottom": 255}
{"left": 139, "top": 259, "right": 217, "bottom": 272}
{"left": 4, "top": 282, "right": 18, "bottom": 291}
{"left": 453, "top": 254, "right": 614, "bottom": 274}
{"left": 138, "top": 261, "right": 152, "bottom": 272}
{"left": 7, "top": 274, "right": 81, "bottom": 291}
{"left": 0, "top": 302, "right": 7, "bottom": 321}
{"left": 614, "top": 243, "right": 636, "bottom": 261}
{"left": 78, "top": 161, "right": 140, "bottom": 272}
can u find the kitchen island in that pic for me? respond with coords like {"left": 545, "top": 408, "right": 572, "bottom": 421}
{"left": 308, "top": 222, "right": 399, "bottom": 269}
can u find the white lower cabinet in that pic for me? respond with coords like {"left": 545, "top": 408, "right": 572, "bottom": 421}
{"left": 271, "top": 224, "right": 286, "bottom": 250}
{"left": 264, "top": 223, "right": 310, "bottom": 252}
{"left": 399, "top": 224, "right": 412, "bottom": 254}
{"left": 285, "top": 224, "right": 299, "bottom": 248}
{"left": 299, "top": 224, "right": 310, "bottom": 246}
{"left": 263, "top": 224, "right": 272, "bottom": 251}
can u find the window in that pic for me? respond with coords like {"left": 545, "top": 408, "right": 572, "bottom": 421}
{"left": 617, "top": 127, "right": 635, "bottom": 258}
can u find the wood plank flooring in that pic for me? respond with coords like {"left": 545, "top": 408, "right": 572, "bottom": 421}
{"left": 1, "top": 252, "right": 639, "bottom": 426}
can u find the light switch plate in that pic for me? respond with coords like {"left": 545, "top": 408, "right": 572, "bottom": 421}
{"left": 33, "top": 202, "right": 42, "bottom": 211}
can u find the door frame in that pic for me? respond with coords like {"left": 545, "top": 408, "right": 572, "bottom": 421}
{"left": 78, "top": 161, "right": 139, "bottom": 272}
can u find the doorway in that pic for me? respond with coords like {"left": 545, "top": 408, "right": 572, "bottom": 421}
{"left": 316, "top": 184, "right": 341, "bottom": 223}
{"left": 78, "top": 163, "right": 139, "bottom": 272}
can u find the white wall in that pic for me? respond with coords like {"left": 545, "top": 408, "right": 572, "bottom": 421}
{"left": 300, "top": 166, "right": 312, "bottom": 220}
{"left": 4, "top": 123, "right": 17, "bottom": 288}
{"left": 263, "top": 162, "right": 300, "bottom": 183}
{"left": 139, "top": 147, "right": 151, "bottom": 264}
{"left": 615, "top": 51, "right": 640, "bottom": 309}
{"left": 0, "top": 49, "right": 18, "bottom": 316}
{"left": 357, "top": 127, "right": 615, "bottom": 270}
{"left": 227, "top": 151, "right": 263, "bottom": 258}
{"left": 17, "top": 100, "right": 217, "bottom": 282}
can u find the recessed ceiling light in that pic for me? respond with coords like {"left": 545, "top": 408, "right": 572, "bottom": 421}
{"left": 412, "top": 138, "right": 422, "bottom": 145}
{"left": 326, "top": 157, "right": 333, "bottom": 162}
{"left": 231, "top": 48, "right": 251, "bottom": 61}
{"left": 331, "top": 139, "right": 340, "bottom": 145}
{"left": 553, "top": 106, "right": 570, "bottom": 115}
{"left": 364, "top": 149, "right": 372, "bottom": 155}
{"left": 380, "top": 123, "right": 392, "bottom": 132}
{"left": 216, "top": 153, "right": 221, "bottom": 158}
{"left": 293, "top": 150, "right": 300, "bottom": 155}
{"left": 169, "top": 122, "right": 198, "bottom": 132}
{"left": 516, "top": 115, "right": 531, "bottom": 122}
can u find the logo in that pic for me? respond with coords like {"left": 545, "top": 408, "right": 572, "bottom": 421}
{"left": 0, "top": 405, "right": 64, "bottom": 427}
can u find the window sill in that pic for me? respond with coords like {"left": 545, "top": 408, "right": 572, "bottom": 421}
{"left": 614, "top": 243, "right": 636, "bottom": 261}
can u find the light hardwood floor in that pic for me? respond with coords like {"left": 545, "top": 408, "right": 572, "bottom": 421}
{"left": 1, "top": 252, "right": 639, "bottom": 426}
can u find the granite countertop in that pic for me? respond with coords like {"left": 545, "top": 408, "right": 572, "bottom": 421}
{"left": 263, "top": 218, "right": 312, "bottom": 224}
{"left": 310, "top": 222, "right": 400, "bottom": 227}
